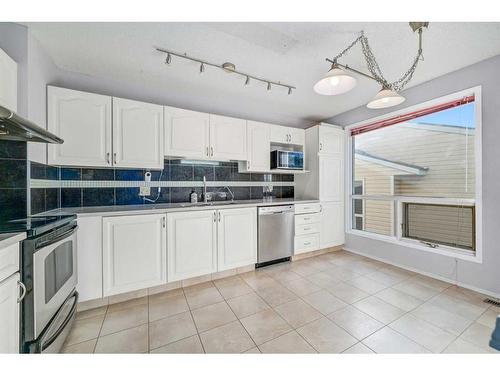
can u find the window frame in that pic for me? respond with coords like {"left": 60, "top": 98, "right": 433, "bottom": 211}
{"left": 344, "top": 86, "right": 482, "bottom": 263}
{"left": 353, "top": 179, "right": 365, "bottom": 231}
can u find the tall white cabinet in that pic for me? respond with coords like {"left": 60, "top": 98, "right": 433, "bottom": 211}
{"left": 243, "top": 120, "right": 271, "bottom": 172}
{"left": 295, "top": 123, "right": 345, "bottom": 250}
{"left": 0, "top": 47, "right": 17, "bottom": 112}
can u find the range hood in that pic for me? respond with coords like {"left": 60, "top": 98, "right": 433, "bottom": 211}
{"left": 0, "top": 104, "right": 63, "bottom": 144}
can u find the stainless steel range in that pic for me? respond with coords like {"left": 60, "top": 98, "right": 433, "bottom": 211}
{"left": 2, "top": 215, "right": 79, "bottom": 353}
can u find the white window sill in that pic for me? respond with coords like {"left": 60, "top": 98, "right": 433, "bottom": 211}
{"left": 346, "top": 229, "right": 482, "bottom": 264}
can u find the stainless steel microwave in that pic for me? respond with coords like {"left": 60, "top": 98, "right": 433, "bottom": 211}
{"left": 270, "top": 150, "right": 304, "bottom": 170}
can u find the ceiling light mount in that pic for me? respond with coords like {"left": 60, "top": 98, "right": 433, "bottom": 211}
{"left": 155, "top": 47, "right": 295, "bottom": 95}
{"left": 315, "top": 22, "right": 429, "bottom": 109}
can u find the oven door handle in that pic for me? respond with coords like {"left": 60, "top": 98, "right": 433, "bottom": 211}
{"left": 40, "top": 291, "right": 78, "bottom": 352}
{"left": 35, "top": 226, "right": 78, "bottom": 249}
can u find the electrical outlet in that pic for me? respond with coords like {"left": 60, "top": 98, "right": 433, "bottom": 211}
{"left": 139, "top": 186, "right": 151, "bottom": 196}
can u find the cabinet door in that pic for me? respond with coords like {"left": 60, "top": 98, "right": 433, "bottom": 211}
{"left": 320, "top": 202, "right": 345, "bottom": 248}
{"left": 319, "top": 156, "right": 343, "bottom": 202}
{"left": 167, "top": 210, "right": 217, "bottom": 282}
{"left": 209, "top": 114, "right": 247, "bottom": 161}
{"left": 103, "top": 214, "right": 167, "bottom": 296}
{"left": 76, "top": 216, "right": 103, "bottom": 302}
{"left": 0, "top": 48, "right": 17, "bottom": 111}
{"left": 246, "top": 121, "right": 270, "bottom": 172}
{"left": 288, "top": 127, "right": 305, "bottom": 146}
{"left": 47, "top": 86, "right": 112, "bottom": 167}
{"left": 112, "top": 97, "right": 164, "bottom": 169}
{"left": 270, "top": 124, "right": 289, "bottom": 144}
{"left": 217, "top": 208, "right": 257, "bottom": 271}
{"left": 164, "top": 106, "right": 210, "bottom": 159}
{"left": 319, "top": 125, "right": 344, "bottom": 156}
{"left": 0, "top": 273, "right": 20, "bottom": 353}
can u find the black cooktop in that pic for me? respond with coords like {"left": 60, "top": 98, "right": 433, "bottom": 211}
{"left": 0, "top": 214, "right": 76, "bottom": 237}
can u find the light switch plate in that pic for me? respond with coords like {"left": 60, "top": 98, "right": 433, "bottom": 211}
{"left": 139, "top": 186, "right": 151, "bottom": 196}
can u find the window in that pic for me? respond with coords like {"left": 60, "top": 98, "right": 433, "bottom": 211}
{"left": 348, "top": 89, "right": 481, "bottom": 260}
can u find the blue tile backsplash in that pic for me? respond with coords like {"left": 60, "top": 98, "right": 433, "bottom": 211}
{"left": 0, "top": 140, "right": 28, "bottom": 221}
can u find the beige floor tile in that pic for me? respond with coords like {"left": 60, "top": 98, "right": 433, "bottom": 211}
{"left": 353, "top": 296, "right": 405, "bottom": 324}
{"left": 430, "top": 294, "right": 488, "bottom": 320}
{"left": 364, "top": 270, "right": 405, "bottom": 286}
{"left": 443, "top": 286, "right": 489, "bottom": 305}
{"left": 149, "top": 311, "right": 197, "bottom": 349}
{"left": 95, "top": 324, "right": 148, "bottom": 353}
{"left": 392, "top": 280, "right": 442, "bottom": 301}
{"left": 442, "top": 338, "right": 490, "bottom": 353}
{"left": 150, "top": 335, "right": 204, "bottom": 353}
{"left": 274, "top": 298, "right": 323, "bottom": 328}
{"left": 476, "top": 308, "right": 500, "bottom": 328}
{"left": 411, "top": 302, "right": 472, "bottom": 336}
{"left": 346, "top": 276, "right": 387, "bottom": 295}
{"left": 227, "top": 292, "right": 270, "bottom": 318}
{"left": 200, "top": 321, "right": 255, "bottom": 353}
{"left": 362, "top": 327, "right": 430, "bottom": 353}
{"left": 378, "top": 265, "right": 415, "bottom": 280}
{"left": 328, "top": 306, "right": 384, "bottom": 340}
{"left": 62, "top": 339, "right": 97, "bottom": 353}
{"left": 243, "top": 346, "right": 261, "bottom": 353}
{"left": 330, "top": 267, "right": 362, "bottom": 282}
{"left": 76, "top": 306, "right": 107, "bottom": 321}
{"left": 108, "top": 289, "right": 148, "bottom": 305}
{"left": 411, "top": 274, "right": 451, "bottom": 292}
{"left": 256, "top": 285, "right": 297, "bottom": 307}
{"left": 460, "top": 322, "right": 499, "bottom": 353}
{"left": 191, "top": 301, "right": 237, "bottom": 332}
{"left": 259, "top": 331, "right": 316, "bottom": 353}
{"left": 342, "top": 342, "right": 374, "bottom": 354}
{"left": 302, "top": 290, "right": 347, "bottom": 315}
{"left": 282, "top": 277, "right": 322, "bottom": 296}
{"left": 289, "top": 262, "right": 319, "bottom": 277}
{"left": 240, "top": 309, "right": 292, "bottom": 345}
{"left": 271, "top": 270, "right": 303, "bottom": 283}
{"left": 64, "top": 315, "right": 104, "bottom": 346}
{"left": 184, "top": 284, "right": 224, "bottom": 310}
{"left": 100, "top": 304, "right": 148, "bottom": 336}
{"left": 326, "top": 282, "right": 369, "bottom": 304}
{"left": 213, "top": 276, "right": 253, "bottom": 299}
{"left": 389, "top": 314, "right": 456, "bottom": 353}
{"left": 241, "top": 273, "right": 279, "bottom": 291}
{"left": 375, "top": 288, "right": 424, "bottom": 312}
{"left": 306, "top": 272, "right": 341, "bottom": 289}
{"left": 296, "top": 317, "right": 357, "bottom": 353}
{"left": 149, "top": 293, "right": 189, "bottom": 322}
{"left": 107, "top": 296, "right": 148, "bottom": 313}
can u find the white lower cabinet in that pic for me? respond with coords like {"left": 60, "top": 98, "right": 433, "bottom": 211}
{"left": 103, "top": 214, "right": 167, "bottom": 296}
{"left": 167, "top": 210, "right": 217, "bottom": 282}
{"left": 0, "top": 273, "right": 20, "bottom": 353}
{"left": 320, "top": 201, "right": 345, "bottom": 248}
{"left": 217, "top": 208, "right": 257, "bottom": 271}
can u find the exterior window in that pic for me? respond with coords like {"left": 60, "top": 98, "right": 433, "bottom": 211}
{"left": 349, "top": 90, "right": 480, "bottom": 259}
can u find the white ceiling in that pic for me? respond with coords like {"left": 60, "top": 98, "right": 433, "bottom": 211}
{"left": 25, "top": 22, "right": 500, "bottom": 128}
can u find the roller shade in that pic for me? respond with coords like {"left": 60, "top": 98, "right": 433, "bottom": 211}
{"left": 350, "top": 95, "right": 475, "bottom": 136}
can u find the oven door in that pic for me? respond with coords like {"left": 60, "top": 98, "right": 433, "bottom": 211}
{"left": 33, "top": 227, "right": 77, "bottom": 338}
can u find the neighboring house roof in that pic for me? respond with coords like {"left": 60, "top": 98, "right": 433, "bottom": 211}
{"left": 355, "top": 150, "right": 428, "bottom": 176}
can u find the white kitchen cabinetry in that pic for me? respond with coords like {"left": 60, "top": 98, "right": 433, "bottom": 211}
{"left": 319, "top": 156, "right": 343, "bottom": 202}
{"left": 76, "top": 216, "right": 103, "bottom": 302}
{"left": 294, "top": 204, "right": 321, "bottom": 255}
{"left": 270, "top": 124, "right": 304, "bottom": 146}
{"left": 209, "top": 114, "right": 247, "bottom": 161}
{"left": 112, "top": 97, "right": 164, "bottom": 169}
{"left": 320, "top": 201, "right": 345, "bottom": 248}
{"left": 48, "top": 86, "right": 112, "bottom": 167}
{"left": 0, "top": 47, "right": 17, "bottom": 111}
{"left": 167, "top": 210, "right": 217, "bottom": 282}
{"left": 217, "top": 208, "right": 257, "bottom": 271}
{"left": 244, "top": 121, "right": 271, "bottom": 172}
{"left": 103, "top": 214, "right": 167, "bottom": 296}
{"left": 0, "top": 273, "right": 20, "bottom": 353}
{"left": 164, "top": 106, "right": 210, "bottom": 159}
{"left": 319, "top": 125, "right": 344, "bottom": 156}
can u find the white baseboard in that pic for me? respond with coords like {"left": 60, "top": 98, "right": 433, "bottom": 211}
{"left": 343, "top": 246, "right": 500, "bottom": 300}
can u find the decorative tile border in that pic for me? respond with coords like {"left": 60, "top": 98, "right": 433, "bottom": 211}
{"left": 30, "top": 179, "right": 295, "bottom": 189}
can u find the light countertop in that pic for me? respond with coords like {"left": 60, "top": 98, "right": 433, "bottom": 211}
{"left": 0, "top": 232, "right": 26, "bottom": 249}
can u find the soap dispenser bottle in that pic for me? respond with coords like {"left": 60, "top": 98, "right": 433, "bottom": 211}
{"left": 190, "top": 190, "right": 198, "bottom": 203}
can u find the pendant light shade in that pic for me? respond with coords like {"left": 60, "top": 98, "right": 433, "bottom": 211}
{"left": 367, "top": 87, "right": 406, "bottom": 109}
{"left": 313, "top": 66, "right": 357, "bottom": 95}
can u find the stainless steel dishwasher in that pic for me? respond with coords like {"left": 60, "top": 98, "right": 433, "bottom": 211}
{"left": 257, "top": 205, "right": 294, "bottom": 267}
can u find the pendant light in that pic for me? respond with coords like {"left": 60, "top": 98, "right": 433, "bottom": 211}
{"left": 366, "top": 87, "right": 406, "bottom": 109}
{"left": 313, "top": 64, "right": 357, "bottom": 95}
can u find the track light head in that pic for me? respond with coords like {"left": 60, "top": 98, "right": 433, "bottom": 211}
{"left": 245, "top": 76, "right": 250, "bottom": 85}
{"left": 288, "top": 87, "right": 292, "bottom": 95}
{"left": 267, "top": 82, "right": 271, "bottom": 91}
{"left": 165, "top": 53, "right": 171, "bottom": 65}
{"left": 200, "top": 63, "right": 205, "bottom": 73}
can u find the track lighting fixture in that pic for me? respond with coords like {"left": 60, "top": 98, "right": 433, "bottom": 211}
{"left": 156, "top": 47, "right": 295, "bottom": 95}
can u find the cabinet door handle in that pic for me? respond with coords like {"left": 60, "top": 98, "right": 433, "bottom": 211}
{"left": 162, "top": 216, "right": 166, "bottom": 228}
{"left": 319, "top": 143, "right": 323, "bottom": 151}
{"left": 106, "top": 152, "right": 110, "bottom": 164}
{"left": 206, "top": 146, "right": 209, "bottom": 157}
{"left": 113, "top": 153, "right": 117, "bottom": 164}
{"left": 213, "top": 211, "right": 216, "bottom": 222}
{"left": 303, "top": 241, "right": 311, "bottom": 246}
{"left": 210, "top": 147, "right": 214, "bottom": 157}
{"left": 17, "top": 280, "right": 26, "bottom": 303}
{"left": 218, "top": 212, "right": 221, "bottom": 222}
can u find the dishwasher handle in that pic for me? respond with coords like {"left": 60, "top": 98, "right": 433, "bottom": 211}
{"left": 258, "top": 205, "right": 294, "bottom": 216}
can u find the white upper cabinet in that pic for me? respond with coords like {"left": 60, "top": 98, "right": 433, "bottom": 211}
{"left": 48, "top": 86, "right": 112, "bottom": 167}
{"left": 209, "top": 114, "right": 247, "bottom": 161}
{"left": 0, "top": 48, "right": 17, "bottom": 112}
{"left": 167, "top": 210, "right": 217, "bottom": 282}
{"left": 217, "top": 207, "right": 257, "bottom": 271}
{"left": 112, "top": 97, "right": 164, "bottom": 169}
{"left": 102, "top": 214, "right": 167, "bottom": 296}
{"left": 246, "top": 121, "right": 270, "bottom": 172}
{"left": 319, "top": 156, "right": 344, "bottom": 202}
{"left": 270, "top": 125, "right": 304, "bottom": 146}
{"left": 319, "top": 125, "right": 344, "bottom": 156}
{"left": 0, "top": 273, "right": 20, "bottom": 353}
{"left": 164, "top": 106, "right": 210, "bottom": 159}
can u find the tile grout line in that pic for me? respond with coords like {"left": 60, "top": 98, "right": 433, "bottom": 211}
{"left": 181, "top": 287, "right": 207, "bottom": 354}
